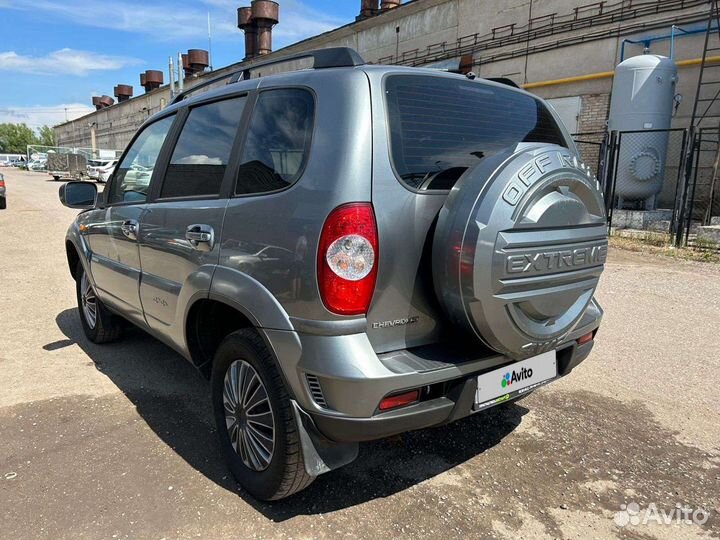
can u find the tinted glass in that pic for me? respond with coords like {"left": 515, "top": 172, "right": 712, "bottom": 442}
{"left": 385, "top": 75, "right": 567, "bottom": 190}
{"left": 107, "top": 115, "right": 175, "bottom": 204}
{"left": 160, "top": 97, "right": 246, "bottom": 199}
{"left": 236, "top": 89, "right": 314, "bottom": 195}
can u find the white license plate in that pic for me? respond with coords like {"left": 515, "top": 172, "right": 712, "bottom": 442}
{"left": 474, "top": 350, "right": 557, "bottom": 411}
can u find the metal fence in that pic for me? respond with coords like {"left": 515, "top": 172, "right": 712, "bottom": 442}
{"left": 25, "top": 145, "right": 122, "bottom": 172}
{"left": 571, "top": 131, "right": 605, "bottom": 178}
{"left": 601, "top": 128, "right": 688, "bottom": 239}
{"left": 595, "top": 127, "right": 720, "bottom": 249}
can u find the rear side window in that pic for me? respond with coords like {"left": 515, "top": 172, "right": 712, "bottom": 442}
{"left": 236, "top": 88, "right": 314, "bottom": 195}
{"left": 160, "top": 97, "right": 246, "bottom": 199}
{"left": 385, "top": 75, "right": 566, "bottom": 190}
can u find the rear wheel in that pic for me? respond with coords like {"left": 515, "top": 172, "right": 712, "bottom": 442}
{"left": 211, "top": 329, "right": 314, "bottom": 500}
{"left": 0, "top": 197, "right": 5, "bottom": 210}
{"left": 75, "top": 263, "right": 123, "bottom": 343}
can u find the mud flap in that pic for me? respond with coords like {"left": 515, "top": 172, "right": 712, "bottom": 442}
{"left": 291, "top": 400, "right": 359, "bottom": 477}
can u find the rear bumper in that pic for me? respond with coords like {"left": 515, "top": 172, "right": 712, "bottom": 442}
{"left": 311, "top": 339, "right": 595, "bottom": 442}
{"left": 285, "top": 299, "right": 602, "bottom": 444}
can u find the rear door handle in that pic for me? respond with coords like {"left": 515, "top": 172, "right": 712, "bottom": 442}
{"left": 120, "top": 219, "right": 139, "bottom": 240}
{"left": 186, "top": 224, "right": 214, "bottom": 252}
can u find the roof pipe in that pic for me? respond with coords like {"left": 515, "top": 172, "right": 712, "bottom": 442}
{"left": 620, "top": 23, "right": 717, "bottom": 61}
{"left": 522, "top": 55, "right": 720, "bottom": 89}
{"left": 169, "top": 56, "right": 176, "bottom": 99}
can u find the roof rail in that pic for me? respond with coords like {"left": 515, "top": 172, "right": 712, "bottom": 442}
{"left": 171, "top": 47, "right": 365, "bottom": 105}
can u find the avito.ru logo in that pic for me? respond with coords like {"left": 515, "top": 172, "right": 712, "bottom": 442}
{"left": 501, "top": 367, "right": 533, "bottom": 388}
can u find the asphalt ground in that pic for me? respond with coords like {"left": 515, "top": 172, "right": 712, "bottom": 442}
{"left": 1, "top": 168, "right": 719, "bottom": 540}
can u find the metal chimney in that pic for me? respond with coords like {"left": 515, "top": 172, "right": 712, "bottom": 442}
{"left": 113, "top": 84, "right": 133, "bottom": 102}
{"left": 188, "top": 49, "right": 209, "bottom": 73}
{"left": 92, "top": 96, "right": 102, "bottom": 110}
{"left": 359, "top": 0, "right": 379, "bottom": 19}
{"left": 380, "top": 0, "right": 401, "bottom": 11}
{"left": 98, "top": 95, "right": 115, "bottom": 108}
{"left": 251, "top": 0, "right": 279, "bottom": 56}
{"left": 238, "top": 6, "right": 258, "bottom": 60}
{"left": 142, "top": 70, "right": 164, "bottom": 92}
{"left": 182, "top": 53, "right": 191, "bottom": 78}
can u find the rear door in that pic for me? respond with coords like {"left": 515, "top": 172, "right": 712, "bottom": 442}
{"left": 84, "top": 114, "right": 176, "bottom": 325}
{"left": 367, "top": 72, "right": 571, "bottom": 353}
{"left": 138, "top": 95, "right": 248, "bottom": 342}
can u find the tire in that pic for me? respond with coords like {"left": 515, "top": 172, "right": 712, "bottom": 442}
{"left": 53, "top": 175, "right": 60, "bottom": 181}
{"left": 75, "top": 262, "right": 123, "bottom": 343}
{"left": 211, "top": 329, "right": 314, "bottom": 501}
{"left": 0, "top": 197, "right": 5, "bottom": 210}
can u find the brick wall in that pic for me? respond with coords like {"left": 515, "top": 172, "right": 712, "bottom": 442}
{"left": 574, "top": 93, "right": 610, "bottom": 174}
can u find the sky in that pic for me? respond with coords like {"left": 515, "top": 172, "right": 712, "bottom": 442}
{"left": 0, "top": 0, "right": 358, "bottom": 130}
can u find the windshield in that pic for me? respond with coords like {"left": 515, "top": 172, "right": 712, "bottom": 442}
{"left": 385, "top": 74, "right": 567, "bottom": 190}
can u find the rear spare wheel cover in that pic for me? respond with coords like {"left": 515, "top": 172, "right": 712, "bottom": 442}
{"left": 433, "top": 144, "right": 608, "bottom": 359}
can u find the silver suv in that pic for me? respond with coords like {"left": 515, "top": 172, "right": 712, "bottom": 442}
{"left": 59, "top": 48, "right": 607, "bottom": 501}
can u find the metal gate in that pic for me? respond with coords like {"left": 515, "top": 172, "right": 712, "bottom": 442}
{"left": 598, "top": 128, "right": 694, "bottom": 245}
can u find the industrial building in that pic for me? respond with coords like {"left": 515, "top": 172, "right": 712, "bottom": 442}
{"left": 53, "top": 0, "right": 720, "bottom": 239}
{"left": 55, "top": 0, "right": 714, "bottom": 149}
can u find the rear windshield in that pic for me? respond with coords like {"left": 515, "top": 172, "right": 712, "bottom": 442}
{"left": 385, "top": 75, "right": 567, "bottom": 190}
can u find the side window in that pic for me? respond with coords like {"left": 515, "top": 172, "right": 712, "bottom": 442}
{"left": 236, "top": 89, "right": 314, "bottom": 195}
{"left": 160, "top": 97, "right": 246, "bottom": 199}
{"left": 107, "top": 115, "right": 175, "bottom": 205}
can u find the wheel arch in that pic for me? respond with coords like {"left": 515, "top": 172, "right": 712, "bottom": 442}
{"left": 185, "top": 298, "right": 257, "bottom": 377}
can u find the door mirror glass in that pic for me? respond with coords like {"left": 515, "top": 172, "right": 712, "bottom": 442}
{"left": 59, "top": 181, "right": 97, "bottom": 209}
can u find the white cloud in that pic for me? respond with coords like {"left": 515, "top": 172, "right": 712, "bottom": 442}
{"left": 5, "top": 0, "right": 347, "bottom": 47}
{"left": 0, "top": 103, "right": 95, "bottom": 129}
{"left": 0, "top": 48, "right": 142, "bottom": 76}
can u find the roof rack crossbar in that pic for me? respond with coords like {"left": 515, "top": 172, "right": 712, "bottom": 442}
{"left": 171, "top": 47, "right": 365, "bottom": 105}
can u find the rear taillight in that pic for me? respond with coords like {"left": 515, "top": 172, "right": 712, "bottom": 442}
{"left": 577, "top": 331, "right": 594, "bottom": 345}
{"left": 378, "top": 389, "right": 420, "bottom": 411}
{"left": 318, "top": 203, "right": 378, "bottom": 315}
{"left": 0, "top": 178, "right": 5, "bottom": 188}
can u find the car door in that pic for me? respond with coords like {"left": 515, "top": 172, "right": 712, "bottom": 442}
{"left": 137, "top": 95, "right": 248, "bottom": 345}
{"left": 84, "top": 114, "right": 176, "bottom": 325}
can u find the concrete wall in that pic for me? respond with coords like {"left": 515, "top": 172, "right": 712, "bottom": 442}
{"left": 56, "top": 0, "right": 714, "bottom": 153}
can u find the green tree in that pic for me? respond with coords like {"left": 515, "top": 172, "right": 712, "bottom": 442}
{"left": 0, "top": 123, "right": 39, "bottom": 153}
{"left": 37, "top": 125, "right": 56, "bottom": 147}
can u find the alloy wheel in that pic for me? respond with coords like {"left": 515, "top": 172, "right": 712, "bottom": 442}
{"left": 222, "top": 359, "right": 275, "bottom": 471}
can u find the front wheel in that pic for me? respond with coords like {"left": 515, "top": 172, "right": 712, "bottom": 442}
{"left": 75, "top": 263, "right": 123, "bottom": 343}
{"left": 211, "top": 329, "right": 314, "bottom": 500}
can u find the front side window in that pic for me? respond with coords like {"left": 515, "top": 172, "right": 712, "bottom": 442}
{"left": 236, "top": 89, "right": 314, "bottom": 195}
{"left": 385, "top": 75, "right": 567, "bottom": 190}
{"left": 106, "top": 115, "right": 175, "bottom": 204}
{"left": 160, "top": 97, "right": 247, "bottom": 199}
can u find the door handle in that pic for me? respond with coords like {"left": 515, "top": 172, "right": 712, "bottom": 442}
{"left": 120, "top": 219, "right": 139, "bottom": 240}
{"left": 186, "top": 224, "right": 214, "bottom": 252}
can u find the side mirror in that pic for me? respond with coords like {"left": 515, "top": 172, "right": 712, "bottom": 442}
{"left": 59, "top": 181, "right": 97, "bottom": 209}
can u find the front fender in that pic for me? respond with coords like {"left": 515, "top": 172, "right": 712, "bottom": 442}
{"left": 65, "top": 221, "right": 93, "bottom": 284}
